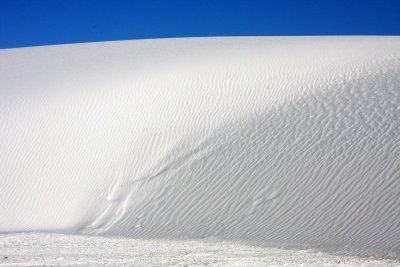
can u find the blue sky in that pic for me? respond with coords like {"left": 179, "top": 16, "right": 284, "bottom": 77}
{"left": 1, "top": 0, "right": 399, "bottom": 49}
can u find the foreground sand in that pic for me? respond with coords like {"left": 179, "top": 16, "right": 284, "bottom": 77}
{"left": 1, "top": 233, "right": 399, "bottom": 266}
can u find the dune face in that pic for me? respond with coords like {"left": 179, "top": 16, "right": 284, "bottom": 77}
{"left": 0, "top": 37, "right": 399, "bottom": 257}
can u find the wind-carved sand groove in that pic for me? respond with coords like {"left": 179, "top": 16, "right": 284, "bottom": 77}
{"left": 0, "top": 37, "right": 399, "bottom": 258}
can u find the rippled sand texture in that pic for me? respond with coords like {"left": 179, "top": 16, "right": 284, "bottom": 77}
{"left": 0, "top": 37, "right": 399, "bottom": 258}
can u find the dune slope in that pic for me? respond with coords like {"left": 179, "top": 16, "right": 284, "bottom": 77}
{"left": 0, "top": 37, "right": 399, "bottom": 257}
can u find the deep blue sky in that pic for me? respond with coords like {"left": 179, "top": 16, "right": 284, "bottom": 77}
{"left": 1, "top": 0, "right": 399, "bottom": 49}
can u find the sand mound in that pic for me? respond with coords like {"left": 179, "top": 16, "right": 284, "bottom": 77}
{"left": 1, "top": 36, "right": 399, "bottom": 257}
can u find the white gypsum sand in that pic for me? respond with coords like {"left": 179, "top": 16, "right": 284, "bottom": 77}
{"left": 1, "top": 233, "right": 399, "bottom": 266}
{"left": 0, "top": 37, "right": 399, "bottom": 261}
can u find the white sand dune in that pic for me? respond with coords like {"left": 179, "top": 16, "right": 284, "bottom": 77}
{"left": 0, "top": 37, "right": 399, "bottom": 259}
